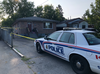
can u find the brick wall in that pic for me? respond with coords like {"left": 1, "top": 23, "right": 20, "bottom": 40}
{"left": 13, "top": 21, "right": 57, "bottom": 35}
{"left": 32, "top": 22, "right": 56, "bottom": 34}
{"left": 19, "top": 22, "right": 27, "bottom": 34}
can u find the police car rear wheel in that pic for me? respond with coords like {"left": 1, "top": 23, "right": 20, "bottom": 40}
{"left": 36, "top": 43, "right": 43, "bottom": 54}
{"left": 70, "top": 55, "right": 91, "bottom": 74}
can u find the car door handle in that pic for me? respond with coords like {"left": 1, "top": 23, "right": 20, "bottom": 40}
{"left": 68, "top": 46, "right": 72, "bottom": 48}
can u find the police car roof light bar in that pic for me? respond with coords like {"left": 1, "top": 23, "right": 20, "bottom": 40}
{"left": 63, "top": 27, "right": 82, "bottom": 31}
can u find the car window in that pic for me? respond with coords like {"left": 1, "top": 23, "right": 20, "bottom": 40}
{"left": 84, "top": 33, "right": 100, "bottom": 45}
{"left": 48, "top": 32, "right": 61, "bottom": 41}
{"left": 59, "top": 32, "right": 71, "bottom": 43}
{"left": 69, "top": 34, "right": 75, "bottom": 44}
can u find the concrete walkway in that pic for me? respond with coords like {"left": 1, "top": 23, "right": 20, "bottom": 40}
{"left": 0, "top": 41, "right": 33, "bottom": 74}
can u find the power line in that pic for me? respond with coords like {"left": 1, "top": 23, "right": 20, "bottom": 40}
{"left": 37, "top": 0, "right": 48, "bottom": 6}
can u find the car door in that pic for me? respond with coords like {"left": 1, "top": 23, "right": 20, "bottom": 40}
{"left": 43, "top": 32, "right": 63, "bottom": 56}
{"left": 58, "top": 32, "right": 75, "bottom": 60}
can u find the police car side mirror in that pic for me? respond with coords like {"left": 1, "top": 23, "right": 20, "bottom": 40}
{"left": 44, "top": 35, "right": 48, "bottom": 40}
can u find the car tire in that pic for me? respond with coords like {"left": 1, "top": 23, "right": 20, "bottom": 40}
{"left": 36, "top": 43, "right": 43, "bottom": 54}
{"left": 70, "top": 55, "right": 91, "bottom": 74}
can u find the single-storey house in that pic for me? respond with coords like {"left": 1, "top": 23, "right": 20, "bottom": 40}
{"left": 56, "top": 18, "right": 88, "bottom": 30}
{"left": 13, "top": 17, "right": 59, "bottom": 37}
{"left": 13, "top": 17, "right": 88, "bottom": 38}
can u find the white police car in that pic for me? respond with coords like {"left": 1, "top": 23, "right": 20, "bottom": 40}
{"left": 34, "top": 28, "right": 100, "bottom": 74}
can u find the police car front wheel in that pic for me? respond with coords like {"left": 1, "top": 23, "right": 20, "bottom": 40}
{"left": 36, "top": 43, "right": 43, "bottom": 54}
{"left": 70, "top": 55, "right": 91, "bottom": 74}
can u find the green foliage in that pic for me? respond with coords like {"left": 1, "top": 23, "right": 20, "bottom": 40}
{"left": 83, "top": 0, "right": 100, "bottom": 31}
{"left": 1, "top": 13, "right": 20, "bottom": 27}
{"left": 34, "top": 6, "right": 43, "bottom": 17}
{"left": 42, "top": 4, "right": 65, "bottom": 21}
{"left": 2, "top": 0, "right": 19, "bottom": 16}
{"left": 54, "top": 5, "right": 65, "bottom": 21}
{"left": 2, "top": 18, "right": 13, "bottom": 27}
{"left": 18, "top": 0, "right": 34, "bottom": 17}
{"left": 0, "top": 0, "right": 35, "bottom": 27}
{"left": 34, "top": 72, "right": 37, "bottom": 74}
{"left": 0, "top": 2, "right": 6, "bottom": 21}
{"left": 21, "top": 56, "right": 31, "bottom": 61}
{"left": 43, "top": 5, "right": 55, "bottom": 20}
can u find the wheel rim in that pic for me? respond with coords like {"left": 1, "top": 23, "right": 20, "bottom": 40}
{"left": 73, "top": 59, "right": 84, "bottom": 71}
{"left": 71, "top": 56, "right": 90, "bottom": 74}
{"left": 76, "top": 61, "right": 81, "bottom": 69}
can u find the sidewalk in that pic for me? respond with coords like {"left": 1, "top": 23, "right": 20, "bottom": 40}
{"left": 0, "top": 41, "right": 33, "bottom": 74}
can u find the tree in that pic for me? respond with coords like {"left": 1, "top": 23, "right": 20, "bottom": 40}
{"left": 1, "top": 13, "right": 19, "bottom": 27}
{"left": 2, "top": 0, "right": 19, "bottom": 16}
{"left": 82, "top": 9, "right": 93, "bottom": 24}
{"left": 43, "top": 4, "right": 65, "bottom": 21}
{"left": 83, "top": 0, "right": 100, "bottom": 31}
{"left": 54, "top": 5, "right": 65, "bottom": 21}
{"left": 0, "top": 1, "right": 9, "bottom": 21}
{"left": 34, "top": 6, "right": 43, "bottom": 17}
{"left": 0, "top": 0, "right": 19, "bottom": 26}
{"left": 58, "top": 5, "right": 63, "bottom": 16}
{"left": 0, "top": 0, "right": 35, "bottom": 27}
{"left": 43, "top": 5, "right": 55, "bottom": 20}
{"left": 18, "top": 0, "right": 34, "bottom": 17}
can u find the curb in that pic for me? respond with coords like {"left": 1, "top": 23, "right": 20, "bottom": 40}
{"left": 12, "top": 48, "right": 24, "bottom": 58}
{"left": 6, "top": 42, "right": 24, "bottom": 58}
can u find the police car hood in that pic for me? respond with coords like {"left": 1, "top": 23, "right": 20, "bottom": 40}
{"left": 37, "top": 38, "right": 44, "bottom": 41}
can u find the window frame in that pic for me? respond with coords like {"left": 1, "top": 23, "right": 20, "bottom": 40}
{"left": 43, "top": 22, "right": 53, "bottom": 29}
{"left": 68, "top": 33, "right": 75, "bottom": 44}
{"left": 83, "top": 32, "right": 100, "bottom": 45}
{"left": 59, "top": 32, "right": 75, "bottom": 44}
{"left": 47, "top": 32, "right": 62, "bottom": 41}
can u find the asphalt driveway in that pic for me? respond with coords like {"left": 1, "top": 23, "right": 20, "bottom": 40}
{"left": 13, "top": 37, "right": 76, "bottom": 74}
{"left": 13, "top": 37, "right": 97, "bottom": 74}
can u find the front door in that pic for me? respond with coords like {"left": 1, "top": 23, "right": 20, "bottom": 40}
{"left": 28, "top": 23, "right": 32, "bottom": 32}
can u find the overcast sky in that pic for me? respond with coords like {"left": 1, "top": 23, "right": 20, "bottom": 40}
{"left": 0, "top": 0, "right": 95, "bottom": 19}
{"left": 31, "top": 0, "right": 95, "bottom": 19}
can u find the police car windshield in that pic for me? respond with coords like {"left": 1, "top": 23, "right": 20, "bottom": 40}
{"left": 84, "top": 33, "right": 100, "bottom": 45}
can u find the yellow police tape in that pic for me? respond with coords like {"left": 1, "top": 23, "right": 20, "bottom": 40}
{"left": 1, "top": 27, "right": 26, "bottom": 29}
{"left": 10, "top": 33, "right": 36, "bottom": 41}
{"left": 1, "top": 27, "right": 12, "bottom": 29}
{"left": 0, "top": 27, "right": 36, "bottom": 40}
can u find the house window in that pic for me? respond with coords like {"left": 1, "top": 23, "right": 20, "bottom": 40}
{"left": 44, "top": 22, "right": 53, "bottom": 29}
